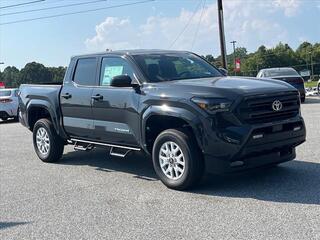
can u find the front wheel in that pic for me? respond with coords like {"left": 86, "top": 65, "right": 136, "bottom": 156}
{"left": 33, "top": 118, "right": 64, "bottom": 163}
{"left": 152, "top": 128, "right": 204, "bottom": 190}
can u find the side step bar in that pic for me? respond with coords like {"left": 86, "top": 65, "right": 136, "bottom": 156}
{"left": 74, "top": 143, "right": 94, "bottom": 151}
{"left": 70, "top": 138, "right": 140, "bottom": 153}
{"left": 110, "top": 147, "right": 131, "bottom": 158}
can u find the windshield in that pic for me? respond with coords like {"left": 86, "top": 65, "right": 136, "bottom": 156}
{"left": 264, "top": 68, "right": 299, "bottom": 77}
{"left": 0, "top": 90, "right": 11, "bottom": 97}
{"left": 132, "top": 52, "right": 222, "bottom": 82}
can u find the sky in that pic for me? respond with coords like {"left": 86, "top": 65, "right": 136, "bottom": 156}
{"left": 0, "top": 0, "right": 320, "bottom": 69}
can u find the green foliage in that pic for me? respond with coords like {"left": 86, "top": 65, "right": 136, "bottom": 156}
{"left": 205, "top": 42, "right": 320, "bottom": 78}
{"left": 1, "top": 66, "right": 20, "bottom": 88}
{"left": 0, "top": 62, "right": 66, "bottom": 88}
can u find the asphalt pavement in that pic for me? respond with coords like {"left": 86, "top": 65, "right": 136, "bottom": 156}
{"left": 1, "top": 97, "right": 320, "bottom": 240}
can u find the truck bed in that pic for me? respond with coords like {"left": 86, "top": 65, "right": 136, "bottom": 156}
{"left": 19, "top": 84, "right": 63, "bottom": 134}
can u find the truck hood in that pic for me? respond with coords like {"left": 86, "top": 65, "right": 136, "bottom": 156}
{"left": 171, "top": 76, "right": 293, "bottom": 92}
{"left": 146, "top": 76, "right": 297, "bottom": 101}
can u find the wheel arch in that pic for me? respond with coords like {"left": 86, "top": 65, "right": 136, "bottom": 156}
{"left": 141, "top": 105, "right": 204, "bottom": 154}
{"left": 26, "top": 100, "right": 61, "bottom": 135}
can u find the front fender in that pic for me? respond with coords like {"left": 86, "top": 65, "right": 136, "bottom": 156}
{"left": 141, "top": 105, "right": 204, "bottom": 153}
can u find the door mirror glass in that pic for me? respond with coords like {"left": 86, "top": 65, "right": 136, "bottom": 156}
{"left": 110, "top": 75, "right": 134, "bottom": 87}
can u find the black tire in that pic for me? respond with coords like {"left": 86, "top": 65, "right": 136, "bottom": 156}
{"left": 14, "top": 108, "right": 19, "bottom": 121}
{"left": 33, "top": 118, "right": 64, "bottom": 163}
{"left": 301, "top": 97, "right": 305, "bottom": 103}
{"left": 318, "top": 83, "right": 320, "bottom": 95}
{"left": 152, "top": 128, "right": 204, "bottom": 190}
{"left": 1, "top": 117, "right": 8, "bottom": 121}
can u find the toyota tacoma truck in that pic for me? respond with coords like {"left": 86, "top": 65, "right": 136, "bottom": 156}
{"left": 19, "top": 50, "right": 306, "bottom": 190}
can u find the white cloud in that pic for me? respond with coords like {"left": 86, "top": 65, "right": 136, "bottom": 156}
{"left": 85, "top": 0, "right": 294, "bottom": 55}
{"left": 272, "top": 0, "right": 301, "bottom": 17}
{"left": 85, "top": 17, "right": 139, "bottom": 51}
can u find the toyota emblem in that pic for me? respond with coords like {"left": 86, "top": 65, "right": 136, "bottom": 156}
{"left": 272, "top": 100, "right": 283, "bottom": 111}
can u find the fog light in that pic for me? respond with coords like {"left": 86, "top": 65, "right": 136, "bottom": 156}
{"left": 293, "top": 126, "right": 301, "bottom": 131}
{"left": 253, "top": 134, "right": 263, "bottom": 139}
{"left": 230, "top": 161, "right": 244, "bottom": 167}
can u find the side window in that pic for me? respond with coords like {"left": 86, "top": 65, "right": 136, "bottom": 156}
{"left": 100, "top": 57, "right": 135, "bottom": 86}
{"left": 73, "top": 58, "right": 97, "bottom": 86}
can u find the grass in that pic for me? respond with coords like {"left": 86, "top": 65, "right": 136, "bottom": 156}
{"left": 305, "top": 81, "right": 318, "bottom": 88}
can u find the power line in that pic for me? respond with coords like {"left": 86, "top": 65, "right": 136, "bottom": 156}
{"left": 0, "top": 0, "right": 45, "bottom": 9}
{"left": 191, "top": 0, "right": 206, "bottom": 50}
{"left": 169, "top": 0, "right": 202, "bottom": 49}
{"left": 0, "top": 0, "right": 155, "bottom": 26}
{"left": 0, "top": 0, "right": 108, "bottom": 17}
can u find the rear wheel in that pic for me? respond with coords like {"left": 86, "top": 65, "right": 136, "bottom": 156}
{"left": 152, "top": 128, "right": 204, "bottom": 190}
{"left": 33, "top": 118, "right": 64, "bottom": 163}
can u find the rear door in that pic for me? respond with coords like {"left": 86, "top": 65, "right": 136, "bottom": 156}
{"left": 91, "top": 56, "right": 141, "bottom": 146}
{"left": 60, "top": 57, "right": 98, "bottom": 139}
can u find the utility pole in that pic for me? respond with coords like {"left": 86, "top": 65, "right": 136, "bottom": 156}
{"left": 230, "top": 40, "right": 237, "bottom": 75}
{"left": 217, "top": 0, "right": 227, "bottom": 69}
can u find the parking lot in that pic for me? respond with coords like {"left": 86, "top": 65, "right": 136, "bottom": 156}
{"left": 1, "top": 97, "right": 320, "bottom": 240}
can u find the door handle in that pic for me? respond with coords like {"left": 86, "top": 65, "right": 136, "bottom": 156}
{"left": 61, "top": 93, "right": 72, "bottom": 99}
{"left": 91, "top": 94, "right": 103, "bottom": 101}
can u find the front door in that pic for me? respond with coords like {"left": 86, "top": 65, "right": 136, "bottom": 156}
{"left": 60, "top": 57, "right": 97, "bottom": 139}
{"left": 91, "top": 56, "right": 141, "bottom": 147}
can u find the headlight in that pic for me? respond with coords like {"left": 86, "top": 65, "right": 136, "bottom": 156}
{"left": 191, "top": 97, "right": 232, "bottom": 114}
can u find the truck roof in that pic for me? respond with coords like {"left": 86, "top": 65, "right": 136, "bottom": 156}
{"left": 71, "top": 49, "right": 190, "bottom": 59}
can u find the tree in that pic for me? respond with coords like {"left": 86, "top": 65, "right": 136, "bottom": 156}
{"left": 48, "top": 66, "right": 67, "bottom": 83}
{"left": 19, "top": 62, "right": 52, "bottom": 85}
{"left": 1, "top": 66, "right": 20, "bottom": 87}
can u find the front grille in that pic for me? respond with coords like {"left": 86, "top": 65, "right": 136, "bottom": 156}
{"left": 237, "top": 92, "right": 300, "bottom": 124}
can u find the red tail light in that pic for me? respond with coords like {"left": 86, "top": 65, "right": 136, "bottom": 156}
{"left": 0, "top": 98, "right": 12, "bottom": 103}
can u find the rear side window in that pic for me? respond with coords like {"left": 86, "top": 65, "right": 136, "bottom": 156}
{"left": 0, "top": 90, "right": 11, "bottom": 97}
{"left": 73, "top": 58, "right": 97, "bottom": 86}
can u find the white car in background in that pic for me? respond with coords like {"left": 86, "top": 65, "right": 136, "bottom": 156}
{"left": 0, "top": 88, "right": 19, "bottom": 121}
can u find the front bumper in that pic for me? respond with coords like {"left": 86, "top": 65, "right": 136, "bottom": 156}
{"left": 202, "top": 116, "right": 306, "bottom": 174}
{"left": 0, "top": 111, "right": 11, "bottom": 119}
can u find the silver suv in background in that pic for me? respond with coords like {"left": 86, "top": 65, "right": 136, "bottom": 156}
{"left": 257, "top": 67, "right": 306, "bottom": 102}
{"left": 0, "top": 88, "right": 19, "bottom": 121}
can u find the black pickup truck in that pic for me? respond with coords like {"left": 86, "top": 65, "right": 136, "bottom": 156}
{"left": 19, "top": 50, "right": 306, "bottom": 190}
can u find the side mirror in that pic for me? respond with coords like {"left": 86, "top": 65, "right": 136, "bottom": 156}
{"left": 219, "top": 68, "right": 228, "bottom": 76}
{"left": 110, "top": 75, "right": 138, "bottom": 88}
